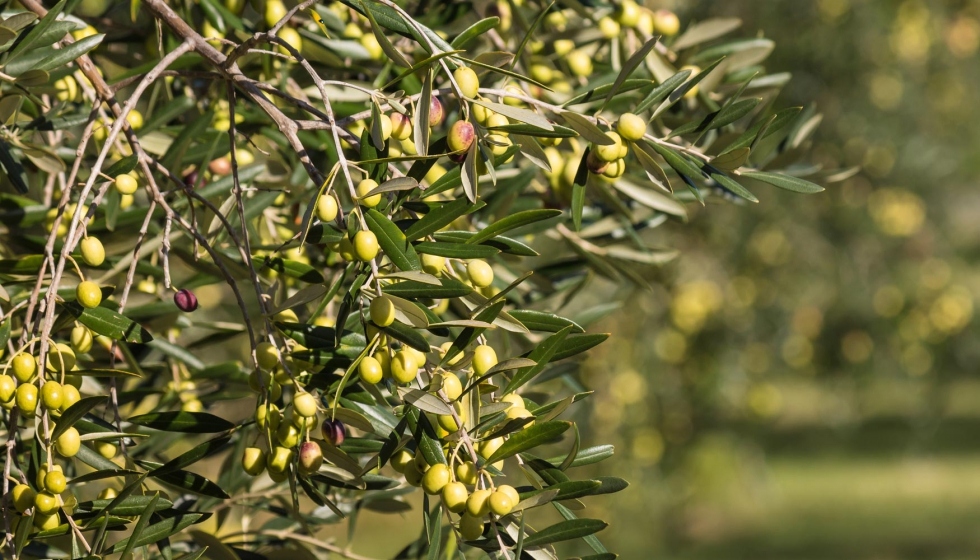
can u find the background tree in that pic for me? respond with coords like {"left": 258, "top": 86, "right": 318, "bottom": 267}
{"left": 0, "top": 0, "right": 832, "bottom": 558}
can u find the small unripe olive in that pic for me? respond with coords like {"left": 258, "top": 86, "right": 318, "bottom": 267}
{"left": 16, "top": 383, "right": 37, "bottom": 413}
{"left": 390, "top": 350, "right": 419, "bottom": 384}
{"left": 376, "top": 114, "right": 392, "bottom": 141}
{"left": 79, "top": 237, "right": 105, "bottom": 267}
{"left": 456, "top": 460, "right": 478, "bottom": 485}
{"left": 473, "top": 102, "right": 493, "bottom": 125}
{"left": 316, "top": 195, "right": 338, "bottom": 222}
{"left": 0, "top": 375, "right": 14, "bottom": 402}
{"left": 71, "top": 325, "right": 93, "bottom": 354}
{"left": 35, "top": 491, "right": 59, "bottom": 515}
{"left": 472, "top": 345, "right": 497, "bottom": 376}
{"left": 181, "top": 398, "right": 203, "bottom": 413}
{"left": 94, "top": 440, "right": 117, "bottom": 459}
{"left": 293, "top": 391, "right": 318, "bottom": 418}
{"left": 403, "top": 461, "right": 423, "bottom": 486}
{"left": 440, "top": 342, "right": 463, "bottom": 366}
{"left": 370, "top": 295, "right": 396, "bottom": 327}
{"left": 98, "top": 487, "right": 117, "bottom": 500}
{"left": 358, "top": 356, "right": 383, "bottom": 384}
{"left": 356, "top": 179, "right": 381, "bottom": 208}
{"left": 360, "top": 33, "right": 383, "bottom": 60}
{"left": 12, "top": 484, "right": 34, "bottom": 513}
{"left": 441, "top": 373, "right": 462, "bottom": 400}
{"left": 598, "top": 16, "right": 620, "bottom": 38}
{"left": 554, "top": 39, "right": 575, "bottom": 56}
{"left": 75, "top": 281, "right": 102, "bottom": 309}
{"left": 243, "top": 447, "right": 267, "bottom": 476}
{"left": 454, "top": 67, "right": 480, "bottom": 99}
{"left": 501, "top": 393, "right": 524, "bottom": 409}
{"left": 265, "top": 0, "right": 287, "bottom": 27}
{"left": 502, "top": 84, "right": 525, "bottom": 107}
{"left": 60, "top": 384, "right": 81, "bottom": 412}
{"left": 278, "top": 27, "right": 303, "bottom": 55}
{"left": 267, "top": 446, "right": 293, "bottom": 473}
{"left": 421, "top": 253, "right": 445, "bottom": 276}
{"left": 298, "top": 441, "right": 324, "bottom": 474}
{"left": 459, "top": 513, "right": 484, "bottom": 540}
{"left": 616, "top": 0, "right": 641, "bottom": 27}
{"left": 429, "top": 97, "right": 445, "bottom": 127}
{"left": 506, "top": 407, "right": 534, "bottom": 425}
{"left": 414, "top": 450, "right": 430, "bottom": 473}
{"left": 44, "top": 471, "right": 67, "bottom": 494}
{"left": 596, "top": 132, "right": 626, "bottom": 162}
{"left": 437, "top": 410, "right": 461, "bottom": 432}
{"left": 268, "top": 468, "right": 288, "bottom": 483}
{"left": 479, "top": 437, "right": 504, "bottom": 459}
{"left": 466, "top": 260, "right": 494, "bottom": 288}
{"left": 422, "top": 463, "right": 451, "bottom": 494}
{"left": 63, "top": 374, "right": 82, "bottom": 390}
{"left": 390, "top": 112, "right": 413, "bottom": 140}
{"left": 353, "top": 230, "right": 380, "bottom": 261}
{"left": 567, "top": 50, "right": 593, "bottom": 77}
{"left": 602, "top": 158, "right": 626, "bottom": 180}
{"left": 447, "top": 121, "right": 475, "bottom": 154}
{"left": 256, "top": 342, "right": 279, "bottom": 370}
{"left": 466, "top": 488, "right": 492, "bottom": 517}
{"left": 41, "top": 381, "right": 64, "bottom": 411}
{"left": 35, "top": 512, "right": 60, "bottom": 531}
{"left": 255, "top": 403, "right": 281, "bottom": 431}
{"left": 114, "top": 173, "right": 138, "bottom": 196}
{"left": 498, "top": 484, "right": 520, "bottom": 505}
{"left": 56, "top": 427, "right": 81, "bottom": 457}
{"left": 442, "top": 481, "right": 468, "bottom": 513}
{"left": 277, "top": 422, "right": 301, "bottom": 448}
{"left": 488, "top": 490, "right": 514, "bottom": 516}
{"left": 46, "top": 344, "right": 75, "bottom": 373}
{"left": 637, "top": 8, "right": 655, "bottom": 35}
{"left": 12, "top": 353, "right": 36, "bottom": 382}
{"left": 654, "top": 9, "right": 681, "bottom": 36}
{"left": 680, "top": 65, "right": 701, "bottom": 99}
{"left": 617, "top": 113, "right": 647, "bottom": 142}
{"left": 390, "top": 449, "right": 414, "bottom": 473}
{"left": 209, "top": 157, "right": 232, "bottom": 176}
{"left": 529, "top": 64, "right": 553, "bottom": 85}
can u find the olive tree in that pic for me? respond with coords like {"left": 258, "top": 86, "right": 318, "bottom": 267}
{"left": 0, "top": 0, "right": 828, "bottom": 558}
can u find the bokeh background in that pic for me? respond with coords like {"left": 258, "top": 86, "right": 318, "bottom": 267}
{"left": 580, "top": 0, "right": 980, "bottom": 558}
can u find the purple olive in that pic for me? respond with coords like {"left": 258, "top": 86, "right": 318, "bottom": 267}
{"left": 174, "top": 289, "right": 198, "bottom": 312}
{"left": 321, "top": 418, "right": 346, "bottom": 447}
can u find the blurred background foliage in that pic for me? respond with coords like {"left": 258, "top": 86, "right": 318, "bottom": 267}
{"left": 578, "top": 0, "right": 980, "bottom": 558}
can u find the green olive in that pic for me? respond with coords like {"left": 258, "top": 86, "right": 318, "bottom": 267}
{"left": 293, "top": 391, "right": 318, "bottom": 418}
{"left": 370, "top": 295, "right": 396, "bottom": 327}
{"left": 456, "top": 461, "right": 478, "bottom": 485}
{"left": 453, "top": 67, "right": 480, "bottom": 99}
{"left": 316, "top": 194, "right": 338, "bottom": 222}
{"left": 390, "top": 449, "right": 414, "bottom": 473}
{"left": 94, "top": 440, "right": 116, "bottom": 459}
{"left": 98, "top": 487, "right": 117, "bottom": 500}
{"left": 277, "top": 422, "right": 301, "bottom": 448}
{"left": 390, "top": 350, "right": 419, "bottom": 384}
{"left": 616, "top": 113, "right": 647, "bottom": 142}
{"left": 356, "top": 179, "right": 381, "bottom": 208}
{"left": 466, "top": 488, "right": 491, "bottom": 517}
{"left": 12, "top": 353, "right": 36, "bottom": 382}
{"left": 55, "top": 427, "right": 81, "bottom": 457}
{"left": 0, "top": 374, "right": 14, "bottom": 403}
{"left": 267, "top": 446, "right": 294, "bottom": 474}
{"left": 256, "top": 342, "right": 279, "bottom": 370}
{"left": 422, "top": 463, "right": 451, "bottom": 495}
{"left": 34, "top": 491, "right": 59, "bottom": 515}
{"left": 15, "top": 383, "right": 37, "bottom": 414}
{"left": 358, "top": 356, "right": 383, "bottom": 384}
{"left": 472, "top": 345, "right": 498, "bottom": 376}
{"left": 466, "top": 260, "right": 494, "bottom": 288}
{"left": 34, "top": 512, "right": 60, "bottom": 531}
{"left": 41, "top": 381, "right": 64, "bottom": 411}
{"left": 488, "top": 490, "right": 514, "bottom": 516}
{"left": 60, "top": 384, "right": 81, "bottom": 412}
{"left": 441, "top": 481, "right": 468, "bottom": 513}
{"left": 44, "top": 471, "right": 67, "bottom": 494}
{"left": 353, "top": 230, "right": 379, "bottom": 261}
{"left": 459, "top": 513, "right": 484, "bottom": 540}
{"left": 79, "top": 236, "right": 105, "bottom": 267}
{"left": 114, "top": 173, "right": 138, "bottom": 195}
{"left": 46, "top": 344, "right": 75, "bottom": 373}
{"left": 441, "top": 373, "right": 462, "bottom": 401}
{"left": 242, "top": 447, "right": 266, "bottom": 476}
{"left": 11, "top": 484, "right": 35, "bottom": 513}
{"left": 71, "top": 325, "right": 93, "bottom": 353}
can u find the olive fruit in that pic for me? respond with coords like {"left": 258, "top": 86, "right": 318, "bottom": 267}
{"left": 41, "top": 381, "right": 64, "bottom": 411}
{"left": 15, "top": 384, "right": 37, "bottom": 413}
{"left": 680, "top": 65, "right": 701, "bottom": 99}
{"left": 442, "top": 481, "right": 468, "bottom": 513}
{"left": 12, "top": 353, "right": 36, "bottom": 382}
{"left": 488, "top": 490, "right": 514, "bottom": 516}
{"left": 441, "top": 373, "right": 462, "bottom": 400}
{"left": 360, "top": 33, "right": 383, "bottom": 59}
{"left": 80, "top": 237, "right": 105, "bottom": 267}
{"left": 370, "top": 295, "right": 396, "bottom": 327}
{"left": 34, "top": 492, "right": 59, "bottom": 515}
{"left": 501, "top": 393, "right": 524, "bottom": 409}
{"left": 174, "top": 289, "right": 198, "bottom": 312}
{"left": 390, "top": 112, "right": 413, "bottom": 140}
{"left": 598, "top": 16, "right": 620, "bottom": 38}
{"left": 456, "top": 461, "right": 478, "bottom": 485}
{"left": 298, "top": 441, "right": 324, "bottom": 474}
{"left": 293, "top": 391, "right": 318, "bottom": 418}
{"left": 277, "top": 422, "right": 300, "bottom": 448}
{"left": 596, "top": 132, "right": 626, "bottom": 162}
{"left": 447, "top": 121, "right": 475, "bottom": 153}
{"left": 126, "top": 109, "right": 144, "bottom": 131}
{"left": 429, "top": 97, "right": 445, "bottom": 127}
{"left": 617, "top": 113, "right": 647, "bottom": 142}
{"left": 44, "top": 471, "right": 67, "bottom": 494}
{"left": 358, "top": 356, "right": 383, "bottom": 384}
{"left": 265, "top": 0, "right": 287, "bottom": 27}
{"left": 472, "top": 345, "right": 498, "bottom": 376}
{"left": 356, "top": 179, "right": 381, "bottom": 208}
{"left": 75, "top": 281, "right": 102, "bottom": 309}
{"left": 0, "top": 375, "right": 14, "bottom": 402}
{"left": 61, "top": 384, "right": 81, "bottom": 411}
{"left": 56, "top": 427, "right": 81, "bottom": 457}
{"left": 321, "top": 418, "right": 346, "bottom": 446}
{"left": 421, "top": 253, "right": 446, "bottom": 276}
{"left": 453, "top": 67, "right": 480, "bottom": 99}
{"left": 353, "top": 230, "right": 379, "bottom": 261}
{"left": 316, "top": 194, "right": 338, "bottom": 222}
{"left": 71, "top": 325, "right": 93, "bottom": 353}
{"left": 478, "top": 437, "right": 504, "bottom": 460}
{"left": 34, "top": 513, "right": 60, "bottom": 531}
{"left": 391, "top": 350, "right": 419, "bottom": 384}
{"left": 567, "top": 49, "right": 593, "bottom": 77}
{"left": 497, "top": 484, "right": 520, "bottom": 505}
{"left": 278, "top": 27, "right": 303, "bottom": 55}
{"left": 98, "top": 487, "right": 118, "bottom": 500}
{"left": 617, "top": 0, "right": 641, "bottom": 26}
{"left": 466, "top": 260, "right": 494, "bottom": 288}
{"left": 390, "top": 449, "right": 414, "bottom": 473}
{"left": 114, "top": 173, "right": 138, "bottom": 195}
{"left": 267, "top": 446, "right": 293, "bottom": 473}
{"left": 654, "top": 9, "right": 681, "bottom": 36}
{"left": 94, "top": 441, "right": 117, "bottom": 459}
{"left": 243, "top": 447, "right": 266, "bottom": 476}
{"left": 46, "top": 343, "right": 75, "bottom": 373}
{"left": 459, "top": 513, "right": 484, "bottom": 540}
{"left": 466, "top": 489, "right": 492, "bottom": 517}
{"left": 506, "top": 406, "right": 534, "bottom": 424}
{"left": 422, "top": 463, "right": 451, "bottom": 494}
{"left": 12, "top": 484, "right": 35, "bottom": 513}
{"left": 256, "top": 342, "right": 280, "bottom": 371}
{"left": 255, "top": 403, "right": 281, "bottom": 431}
{"left": 403, "top": 462, "right": 423, "bottom": 486}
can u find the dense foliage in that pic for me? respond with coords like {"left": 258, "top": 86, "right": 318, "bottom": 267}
{"left": 0, "top": 0, "right": 832, "bottom": 557}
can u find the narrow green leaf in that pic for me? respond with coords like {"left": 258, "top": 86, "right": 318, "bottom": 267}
{"left": 741, "top": 170, "right": 825, "bottom": 193}
{"left": 109, "top": 513, "right": 208, "bottom": 553}
{"left": 51, "top": 396, "right": 106, "bottom": 441}
{"left": 466, "top": 209, "right": 561, "bottom": 245}
{"left": 365, "top": 208, "right": 422, "bottom": 271}
{"left": 504, "top": 325, "right": 573, "bottom": 393}
{"left": 128, "top": 411, "right": 234, "bottom": 433}
{"left": 486, "top": 420, "right": 571, "bottom": 463}
{"left": 404, "top": 198, "right": 484, "bottom": 241}
{"left": 601, "top": 36, "right": 661, "bottom": 111}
